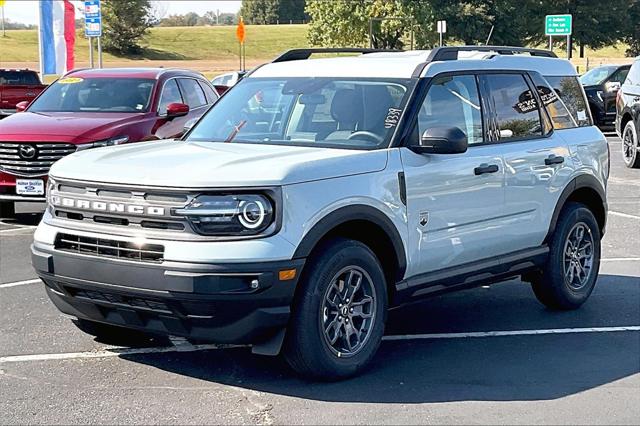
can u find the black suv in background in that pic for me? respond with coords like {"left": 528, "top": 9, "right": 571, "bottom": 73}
{"left": 581, "top": 64, "right": 630, "bottom": 128}
{"left": 616, "top": 58, "right": 640, "bottom": 168}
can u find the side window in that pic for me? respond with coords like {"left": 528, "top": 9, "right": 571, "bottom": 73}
{"left": 178, "top": 78, "right": 207, "bottom": 108}
{"left": 158, "top": 79, "right": 183, "bottom": 114}
{"left": 482, "top": 74, "right": 542, "bottom": 141}
{"left": 530, "top": 73, "right": 576, "bottom": 130}
{"left": 544, "top": 75, "right": 592, "bottom": 126}
{"left": 610, "top": 67, "right": 629, "bottom": 85}
{"left": 417, "top": 75, "right": 484, "bottom": 145}
{"left": 198, "top": 80, "right": 218, "bottom": 103}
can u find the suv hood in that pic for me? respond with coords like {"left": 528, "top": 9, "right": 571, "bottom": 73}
{"left": 50, "top": 140, "right": 389, "bottom": 187}
{"left": 0, "top": 111, "right": 145, "bottom": 143}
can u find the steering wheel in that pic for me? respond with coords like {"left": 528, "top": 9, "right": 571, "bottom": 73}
{"left": 347, "top": 131, "right": 384, "bottom": 144}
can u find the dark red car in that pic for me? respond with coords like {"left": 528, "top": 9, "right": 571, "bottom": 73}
{"left": 0, "top": 67, "right": 218, "bottom": 217}
{"left": 0, "top": 69, "right": 47, "bottom": 117}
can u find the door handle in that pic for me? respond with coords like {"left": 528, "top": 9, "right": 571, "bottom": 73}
{"left": 544, "top": 154, "right": 565, "bottom": 165}
{"left": 474, "top": 163, "right": 499, "bottom": 175}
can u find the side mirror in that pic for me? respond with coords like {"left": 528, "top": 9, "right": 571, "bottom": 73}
{"left": 182, "top": 118, "right": 198, "bottom": 135}
{"left": 410, "top": 126, "right": 468, "bottom": 154}
{"left": 15, "top": 101, "right": 30, "bottom": 112}
{"left": 165, "top": 102, "right": 189, "bottom": 119}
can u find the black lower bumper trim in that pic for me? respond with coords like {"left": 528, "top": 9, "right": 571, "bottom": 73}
{"left": 32, "top": 244, "right": 304, "bottom": 344}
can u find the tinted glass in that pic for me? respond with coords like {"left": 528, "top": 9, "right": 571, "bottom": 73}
{"left": 609, "top": 67, "right": 629, "bottom": 84}
{"left": 579, "top": 66, "right": 616, "bottom": 86}
{"left": 417, "top": 75, "right": 483, "bottom": 145}
{"left": 483, "top": 74, "right": 542, "bottom": 140}
{"left": 545, "top": 76, "right": 592, "bottom": 126}
{"left": 530, "top": 73, "right": 576, "bottom": 130}
{"left": 187, "top": 77, "right": 415, "bottom": 150}
{"left": 29, "top": 77, "right": 154, "bottom": 113}
{"left": 158, "top": 79, "right": 183, "bottom": 114}
{"left": 0, "top": 71, "right": 40, "bottom": 85}
{"left": 178, "top": 78, "right": 207, "bottom": 108}
{"left": 625, "top": 60, "right": 640, "bottom": 85}
{"left": 198, "top": 80, "right": 218, "bottom": 103}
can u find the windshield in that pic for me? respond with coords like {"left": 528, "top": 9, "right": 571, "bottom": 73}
{"left": 579, "top": 66, "right": 616, "bottom": 86}
{"left": 29, "top": 77, "right": 155, "bottom": 113}
{"left": 186, "top": 77, "right": 415, "bottom": 149}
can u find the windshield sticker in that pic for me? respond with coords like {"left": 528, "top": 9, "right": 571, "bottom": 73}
{"left": 385, "top": 108, "right": 402, "bottom": 129}
{"left": 136, "top": 104, "right": 144, "bottom": 110}
{"left": 58, "top": 77, "right": 83, "bottom": 84}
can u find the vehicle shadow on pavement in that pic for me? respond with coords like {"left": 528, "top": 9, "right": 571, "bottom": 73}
{"left": 121, "top": 275, "right": 640, "bottom": 403}
{"left": 1, "top": 212, "right": 42, "bottom": 226}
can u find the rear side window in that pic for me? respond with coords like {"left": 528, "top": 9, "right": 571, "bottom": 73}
{"left": 544, "top": 76, "right": 592, "bottom": 127}
{"left": 625, "top": 61, "right": 640, "bottom": 85}
{"left": 178, "top": 78, "right": 207, "bottom": 108}
{"left": 530, "top": 73, "right": 576, "bottom": 129}
{"left": 0, "top": 71, "right": 40, "bottom": 85}
{"left": 482, "top": 74, "right": 542, "bottom": 141}
{"left": 610, "top": 67, "right": 630, "bottom": 85}
{"left": 198, "top": 81, "right": 218, "bottom": 103}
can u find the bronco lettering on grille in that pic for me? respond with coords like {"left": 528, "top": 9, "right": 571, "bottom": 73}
{"left": 51, "top": 196, "right": 166, "bottom": 216}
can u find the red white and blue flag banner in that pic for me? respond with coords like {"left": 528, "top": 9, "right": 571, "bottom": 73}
{"left": 38, "top": 0, "right": 75, "bottom": 75}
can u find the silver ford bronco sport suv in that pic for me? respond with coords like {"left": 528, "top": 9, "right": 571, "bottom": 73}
{"left": 32, "top": 47, "right": 608, "bottom": 380}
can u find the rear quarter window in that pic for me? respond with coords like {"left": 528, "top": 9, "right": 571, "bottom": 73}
{"left": 0, "top": 71, "right": 40, "bottom": 85}
{"left": 544, "top": 75, "right": 592, "bottom": 127}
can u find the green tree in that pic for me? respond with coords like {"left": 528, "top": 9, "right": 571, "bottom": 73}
{"left": 240, "top": 0, "right": 279, "bottom": 24}
{"left": 623, "top": 0, "right": 640, "bottom": 56}
{"left": 102, "top": 0, "right": 153, "bottom": 54}
{"left": 278, "top": 0, "right": 307, "bottom": 23}
{"left": 306, "top": 0, "right": 435, "bottom": 49}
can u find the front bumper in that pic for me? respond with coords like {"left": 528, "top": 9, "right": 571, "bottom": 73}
{"left": 32, "top": 243, "right": 304, "bottom": 344}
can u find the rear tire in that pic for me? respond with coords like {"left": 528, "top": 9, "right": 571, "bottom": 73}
{"left": 0, "top": 201, "right": 15, "bottom": 219}
{"left": 622, "top": 120, "right": 640, "bottom": 168}
{"left": 531, "top": 202, "right": 601, "bottom": 310}
{"left": 284, "top": 238, "right": 387, "bottom": 380}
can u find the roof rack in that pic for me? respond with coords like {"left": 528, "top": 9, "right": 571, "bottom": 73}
{"left": 272, "top": 48, "right": 402, "bottom": 63}
{"left": 426, "top": 46, "right": 557, "bottom": 62}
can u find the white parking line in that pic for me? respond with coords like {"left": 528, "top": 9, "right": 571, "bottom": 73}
{"left": 0, "top": 326, "right": 638, "bottom": 364}
{"left": 610, "top": 211, "right": 640, "bottom": 220}
{"left": 0, "top": 226, "right": 36, "bottom": 234}
{"left": 0, "top": 278, "right": 41, "bottom": 289}
{"left": 601, "top": 257, "right": 640, "bottom": 262}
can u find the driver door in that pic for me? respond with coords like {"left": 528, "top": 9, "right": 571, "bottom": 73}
{"left": 400, "top": 74, "right": 507, "bottom": 278}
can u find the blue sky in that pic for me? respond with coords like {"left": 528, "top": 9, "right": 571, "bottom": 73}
{"left": 2, "top": 1, "right": 243, "bottom": 25}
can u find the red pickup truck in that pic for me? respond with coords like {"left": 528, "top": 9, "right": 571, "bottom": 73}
{"left": 0, "top": 69, "right": 47, "bottom": 117}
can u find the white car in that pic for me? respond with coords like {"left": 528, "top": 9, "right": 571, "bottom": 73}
{"left": 210, "top": 70, "right": 246, "bottom": 88}
{"left": 33, "top": 47, "right": 608, "bottom": 380}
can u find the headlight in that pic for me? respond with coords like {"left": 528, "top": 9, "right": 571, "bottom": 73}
{"left": 76, "top": 136, "right": 129, "bottom": 151}
{"left": 174, "top": 194, "right": 275, "bottom": 236}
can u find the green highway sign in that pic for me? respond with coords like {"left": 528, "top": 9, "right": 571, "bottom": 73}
{"left": 545, "top": 14, "right": 572, "bottom": 36}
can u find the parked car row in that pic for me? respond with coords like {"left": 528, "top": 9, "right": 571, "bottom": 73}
{"left": 579, "top": 59, "right": 640, "bottom": 169}
{"left": 0, "top": 67, "right": 221, "bottom": 217}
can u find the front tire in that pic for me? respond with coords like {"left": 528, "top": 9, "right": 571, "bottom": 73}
{"left": 284, "top": 239, "right": 387, "bottom": 380}
{"left": 531, "top": 202, "right": 601, "bottom": 310}
{"left": 0, "top": 201, "right": 15, "bottom": 219}
{"left": 622, "top": 120, "right": 640, "bottom": 168}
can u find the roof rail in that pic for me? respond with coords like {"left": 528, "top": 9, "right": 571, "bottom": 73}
{"left": 272, "top": 48, "right": 401, "bottom": 63}
{"left": 427, "top": 46, "right": 557, "bottom": 62}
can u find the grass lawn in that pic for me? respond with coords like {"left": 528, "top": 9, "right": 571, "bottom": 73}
{"left": 0, "top": 24, "right": 632, "bottom": 78}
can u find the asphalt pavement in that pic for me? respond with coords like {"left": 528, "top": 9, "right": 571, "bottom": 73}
{"left": 0, "top": 134, "right": 638, "bottom": 425}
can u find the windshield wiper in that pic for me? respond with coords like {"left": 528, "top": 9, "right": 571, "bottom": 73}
{"left": 225, "top": 120, "right": 247, "bottom": 143}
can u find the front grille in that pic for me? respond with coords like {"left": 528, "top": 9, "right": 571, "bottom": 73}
{"left": 70, "top": 288, "right": 171, "bottom": 313}
{"left": 0, "top": 142, "right": 77, "bottom": 177}
{"left": 49, "top": 179, "right": 193, "bottom": 238}
{"left": 55, "top": 233, "right": 164, "bottom": 263}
